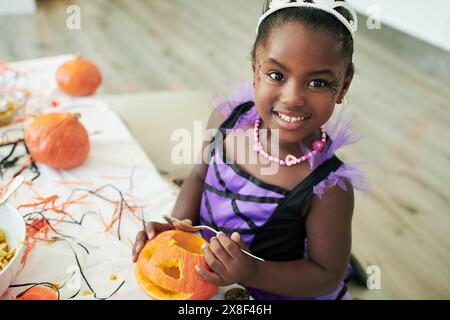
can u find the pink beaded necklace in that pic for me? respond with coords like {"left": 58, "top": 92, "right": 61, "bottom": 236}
{"left": 253, "top": 117, "right": 327, "bottom": 167}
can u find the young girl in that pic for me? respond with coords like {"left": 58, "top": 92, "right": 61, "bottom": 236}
{"left": 133, "top": 0, "right": 368, "bottom": 300}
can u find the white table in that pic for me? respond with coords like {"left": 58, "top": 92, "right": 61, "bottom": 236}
{"left": 0, "top": 55, "right": 239, "bottom": 300}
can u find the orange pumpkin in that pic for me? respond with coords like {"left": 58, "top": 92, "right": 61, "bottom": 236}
{"left": 56, "top": 54, "right": 102, "bottom": 96}
{"left": 135, "top": 230, "right": 218, "bottom": 300}
{"left": 24, "top": 113, "right": 90, "bottom": 169}
{"left": 16, "top": 286, "right": 58, "bottom": 300}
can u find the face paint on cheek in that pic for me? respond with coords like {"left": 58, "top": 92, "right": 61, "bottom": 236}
{"left": 330, "top": 90, "right": 338, "bottom": 100}
{"left": 328, "top": 74, "right": 345, "bottom": 97}
{"left": 255, "top": 63, "right": 262, "bottom": 82}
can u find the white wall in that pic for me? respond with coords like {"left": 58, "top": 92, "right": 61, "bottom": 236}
{"left": 0, "top": 0, "right": 35, "bottom": 15}
{"left": 348, "top": 0, "right": 450, "bottom": 52}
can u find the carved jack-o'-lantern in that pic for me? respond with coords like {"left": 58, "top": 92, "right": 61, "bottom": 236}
{"left": 135, "top": 230, "right": 218, "bottom": 300}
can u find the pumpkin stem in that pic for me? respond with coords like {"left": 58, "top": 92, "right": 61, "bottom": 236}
{"left": 75, "top": 52, "right": 82, "bottom": 60}
{"left": 71, "top": 112, "right": 81, "bottom": 119}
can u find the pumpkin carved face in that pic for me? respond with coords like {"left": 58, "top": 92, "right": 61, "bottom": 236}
{"left": 24, "top": 113, "right": 90, "bottom": 169}
{"left": 135, "top": 230, "right": 218, "bottom": 300}
{"left": 56, "top": 55, "right": 102, "bottom": 96}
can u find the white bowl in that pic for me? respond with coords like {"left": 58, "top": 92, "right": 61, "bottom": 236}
{"left": 0, "top": 203, "right": 26, "bottom": 298}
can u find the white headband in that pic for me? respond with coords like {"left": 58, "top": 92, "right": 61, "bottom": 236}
{"left": 256, "top": 0, "right": 358, "bottom": 43}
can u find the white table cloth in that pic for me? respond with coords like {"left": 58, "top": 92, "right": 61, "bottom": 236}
{"left": 0, "top": 55, "right": 239, "bottom": 300}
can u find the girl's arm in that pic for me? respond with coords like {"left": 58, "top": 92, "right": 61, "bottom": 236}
{"left": 241, "top": 181, "right": 354, "bottom": 297}
{"left": 171, "top": 108, "right": 226, "bottom": 224}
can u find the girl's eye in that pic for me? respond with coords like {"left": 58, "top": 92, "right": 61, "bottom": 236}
{"left": 268, "top": 72, "right": 284, "bottom": 82}
{"left": 309, "top": 79, "right": 329, "bottom": 88}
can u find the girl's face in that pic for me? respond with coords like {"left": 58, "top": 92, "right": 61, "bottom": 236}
{"left": 253, "top": 22, "right": 353, "bottom": 147}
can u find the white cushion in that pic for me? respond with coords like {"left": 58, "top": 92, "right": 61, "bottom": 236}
{"left": 101, "top": 91, "right": 213, "bottom": 177}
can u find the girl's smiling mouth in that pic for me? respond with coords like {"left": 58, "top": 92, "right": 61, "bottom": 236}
{"left": 272, "top": 110, "right": 311, "bottom": 131}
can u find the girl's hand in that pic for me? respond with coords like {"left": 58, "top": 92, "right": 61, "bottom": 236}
{"left": 195, "top": 232, "right": 258, "bottom": 286}
{"left": 131, "top": 219, "right": 193, "bottom": 262}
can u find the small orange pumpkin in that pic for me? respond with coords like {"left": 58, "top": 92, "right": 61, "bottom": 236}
{"left": 16, "top": 286, "right": 58, "bottom": 300}
{"left": 24, "top": 113, "right": 90, "bottom": 169}
{"left": 135, "top": 230, "right": 218, "bottom": 300}
{"left": 56, "top": 54, "right": 102, "bottom": 96}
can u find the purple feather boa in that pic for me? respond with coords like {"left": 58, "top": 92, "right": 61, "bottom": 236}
{"left": 213, "top": 80, "right": 369, "bottom": 197}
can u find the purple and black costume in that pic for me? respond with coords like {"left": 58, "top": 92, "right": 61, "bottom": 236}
{"left": 199, "top": 82, "right": 369, "bottom": 300}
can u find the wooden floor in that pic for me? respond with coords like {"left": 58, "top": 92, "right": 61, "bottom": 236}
{"left": 1, "top": 0, "right": 449, "bottom": 299}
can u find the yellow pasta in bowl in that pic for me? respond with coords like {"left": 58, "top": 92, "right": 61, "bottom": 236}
{"left": 0, "top": 204, "right": 26, "bottom": 298}
{"left": 0, "top": 228, "right": 17, "bottom": 272}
